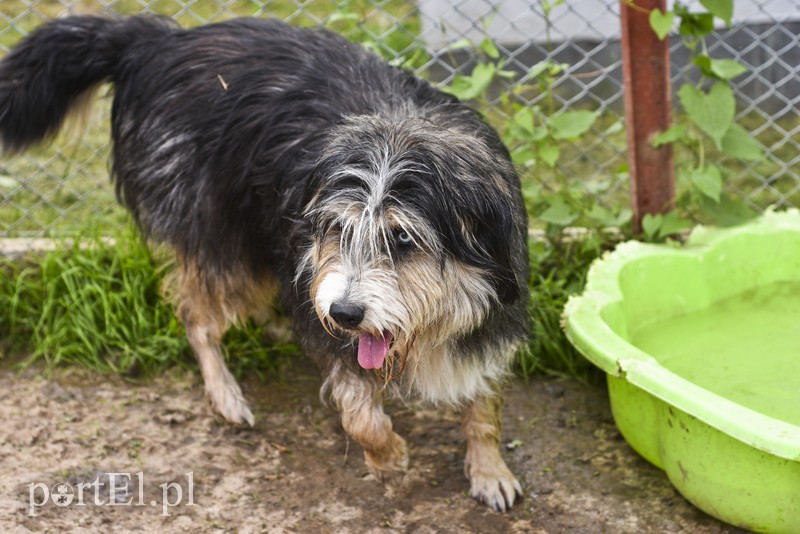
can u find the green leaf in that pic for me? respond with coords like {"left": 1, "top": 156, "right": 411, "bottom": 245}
{"left": 505, "top": 124, "right": 547, "bottom": 145}
{"left": 549, "top": 63, "right": 568, "bottom": 77}
{"left": 440, "top": 76, "right": 471, "bottom": 100}
{"left": 463, "top": 62, "right": 496, "bottom": 99}
{"left": 587, "top": 204, "right": 631, "bottom": 227}
{"left": 700, "top": 0, "right": 733, "bottom": 25}
{"left": 651, "top": 124, "right": 687, "bottom": 147}
{"left": 643, "top": 212, "right": 690, "bottom": 239}
{"left": 480, "top": 38, "right": 500, "bottom": 59}
{"left": 614, "top": 208, "right": 633, "bottom": 227}
{"left": 547, "top": 110, "right": 597, "bottom": 140}
{"left": 512, "top": 107, "right": 535, "bottom": 135}
{"left": 677, "top": 83, "right": 734, "bottom": 149}
{"left": 511, "top": 146, "right": 537, "bottom": 166}
{"left": 697, "top": 193, "right": 758, "bottom": 227}
{"left": 521, "top": 180, "right": 542, "bottom": 201}
{"left": 659, "top": 211, "right": 693, "bottom": 237}
{"left": 679, "top": 12, "right": 714, "bottom": 38}
{"left": 709, "top": 58, "right": 747, "bottom": 80}
{"left": 692, "top": 55, "right": 714, "bottom": 77}
{"left": 527, "top": 61, "right": 551, "bottom": 80}
{"left": 694, "top": 56, "right": 747, "bottom": 80}
{"left": 587, "top": 204, "right": 611, "bottom": 224}
{"left": 649, "top": 8, "right": 675, "bottom": 41}
{"left": 642, "top": 213, "right": 663, "bottom": 239}
{"left": 445, "top": 38, "right": 473, "bottom": 51}
{"left": 506, "top": 108, "right": 547, "bottom": 144}
{"left": 539, "top": 200, "right": 577, "bottom": 226}
{"left": 440, "top": 62, "right": 496, "bottom": 101}
{"left": 684, "top": 165, "right": 723, "bottom": 202}
{"left": 528, "top": 127, "right": 548, "bottom": 142}
{"left": 496, "top": 68, "right": 517, "bottom": 80}
{"left": 720, "top": 123, "right": 763, "bottom": 161}
{"left": 538, "top": 142, "right": 559, "bottom": 167}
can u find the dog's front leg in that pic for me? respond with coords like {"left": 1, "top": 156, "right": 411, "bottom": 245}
{"left": 461, "top": 392, "right": 522, "bottom": 512}
{"left": 330, "top": 370, "right": 409, "bottom": 487}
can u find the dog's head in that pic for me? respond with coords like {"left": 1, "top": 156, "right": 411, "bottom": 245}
{"left": 299, "top": 112, "right": 525, "bottom": 372}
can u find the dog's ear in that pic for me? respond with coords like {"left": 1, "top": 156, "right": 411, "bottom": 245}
{"left": 392, "top": 137, "right": 525, "bottom": 305}
{"left": 447, "top": 175, "right": 523, "bottom": 305}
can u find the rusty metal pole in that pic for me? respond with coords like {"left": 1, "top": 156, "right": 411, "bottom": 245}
{"left": 620, "top": 0, "right": 675, "bottom": 233}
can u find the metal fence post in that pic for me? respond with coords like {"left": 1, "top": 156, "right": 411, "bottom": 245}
{"left": 620, "top": 0, "right": 675, "bottom": 233}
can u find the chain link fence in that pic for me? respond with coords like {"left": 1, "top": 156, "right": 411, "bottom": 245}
{"left": 0, "top": 0, "right": 798, "bottom": 236}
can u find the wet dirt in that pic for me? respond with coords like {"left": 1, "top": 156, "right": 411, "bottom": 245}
{"left": 0, "top": 360, "right": 744, "bottom": 533}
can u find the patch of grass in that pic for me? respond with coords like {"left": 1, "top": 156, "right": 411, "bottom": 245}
{"left": 518, "top": 235, "right": 609, "bottom": 384}
{"left": 0, "top": 228, "right": 296, "bottom": 377}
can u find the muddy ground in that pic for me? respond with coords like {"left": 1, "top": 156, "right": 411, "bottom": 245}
{"left": 0, "top": 359, "right": 744, "bottom": 533}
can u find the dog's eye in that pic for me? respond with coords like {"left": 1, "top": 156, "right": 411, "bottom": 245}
{"left": 395, "top": 230, "right": 415, "bottom": 250}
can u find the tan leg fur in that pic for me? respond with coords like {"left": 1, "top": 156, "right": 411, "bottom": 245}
{"left": 461, "top": 392, "right": 522, "bottom": 511}
{"left": 330, "top": 370, "right": 409, "bottom": 487}
{"left": 173, "top": 262, "right": 280, "bottom": 426}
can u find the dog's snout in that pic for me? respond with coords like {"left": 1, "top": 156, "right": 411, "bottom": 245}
{"left": 329, "top": 302, "right": 365, "bottom": 329}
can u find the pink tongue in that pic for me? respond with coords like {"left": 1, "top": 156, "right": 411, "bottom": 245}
{"left": 357, "top": 332, "right": 391, "bottom": 370}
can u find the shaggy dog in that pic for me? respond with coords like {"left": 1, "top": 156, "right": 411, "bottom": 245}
{"left": 0, "top": 15, "right": 530, "bottom": 511}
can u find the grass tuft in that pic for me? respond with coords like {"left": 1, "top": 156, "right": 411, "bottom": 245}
{"left": 518, "top": 235, "right": 609, "bottom": 383}
{"left": 0, "top": 228, "right": 295, "bottom": 377}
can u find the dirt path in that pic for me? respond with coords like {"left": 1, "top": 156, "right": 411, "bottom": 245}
{"left": 0, "top": 360, "right": 743, "bottom": 533}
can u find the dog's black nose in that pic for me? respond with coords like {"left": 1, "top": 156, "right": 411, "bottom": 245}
{"left": 329, "top": 302, "right": 365, "bottom": 329}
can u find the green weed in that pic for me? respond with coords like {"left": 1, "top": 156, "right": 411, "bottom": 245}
{"left": 519, "top": 235, "right": 608, "bottom": 383}
{"left": 0, "top": 228, "right": 295, "bottom": 377}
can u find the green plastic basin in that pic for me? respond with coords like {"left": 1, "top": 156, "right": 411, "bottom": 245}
{"left": 563, "top": 210, "right": 800, "bottom": 533}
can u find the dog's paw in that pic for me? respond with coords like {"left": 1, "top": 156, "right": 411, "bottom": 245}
{"left": 468, "top": 466, "right": 523, "bottom": 512}
{"left": 365, "top": 433, "right": 409, "bottom": 489}
{"left": 205, "top": 378, "right": 255, "bottom": 427}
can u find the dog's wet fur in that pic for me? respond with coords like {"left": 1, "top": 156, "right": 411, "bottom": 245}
{"left": 0, "top": 15, "right": 530, "bottom": 511}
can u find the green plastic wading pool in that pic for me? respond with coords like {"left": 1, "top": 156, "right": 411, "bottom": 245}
{"left": 563, "top": 210, "right": 800, "bottom": 533}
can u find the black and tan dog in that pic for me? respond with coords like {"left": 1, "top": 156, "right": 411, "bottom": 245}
{"left": 0, "top": 15, "right": 530, "bottom": 511}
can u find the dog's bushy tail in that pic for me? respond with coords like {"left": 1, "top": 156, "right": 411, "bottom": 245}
{"left": 0, "top": 15, "right": 174, "bottom": 153}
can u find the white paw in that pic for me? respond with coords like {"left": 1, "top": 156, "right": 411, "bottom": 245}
{"left": 206, "top": 376, "right": 255, "bottom": 426}
{"left": 468, "top": 467, "right": 523, "bottom": 512}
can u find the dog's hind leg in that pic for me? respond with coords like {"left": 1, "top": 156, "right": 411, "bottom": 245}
{"left": 250, "top": 301, "right": 294, "bottom": 345}
{"left": 461, "top": 392, "right": 522, "bottom": 512}
{"left": 176, "top": 265, "right": 255, "bottom": 426}
{"left": 327, "top": 365, "right": 409, "bottom": 487}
